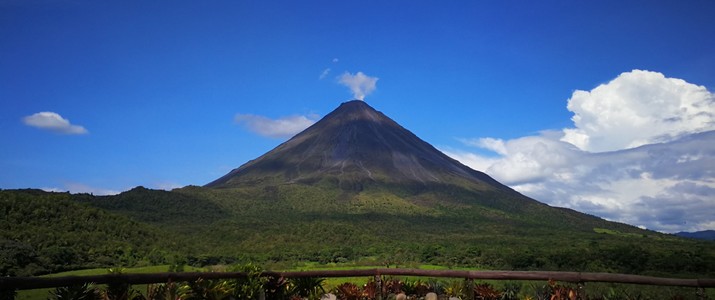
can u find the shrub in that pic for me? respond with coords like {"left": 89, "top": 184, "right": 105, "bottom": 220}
{"left": 49, "top": 283, "right": 100, "bottom": 300}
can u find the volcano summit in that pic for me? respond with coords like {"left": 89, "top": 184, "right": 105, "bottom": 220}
{"left": 208, "top": 100, "right": 509, "bottom": 193}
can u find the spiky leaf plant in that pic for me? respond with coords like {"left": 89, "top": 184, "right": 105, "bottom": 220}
{"left": 263, "top": 276, "right": 290, "bottom": 300}
{"left": 179, "top": 278, "right": 232, "bottom": 300}
{"left": 49, "top": 283, "right": 100, "bottom": 300}
{"left": 144, "top": 282, "right": 178, "bottom": 300}
{"left": 500, "top": 281, "right": 521, "bottom": 300}
{"left": 229, "top": 263, "right": 266, "bottom": 300}
{"left": 288, "top": 277, "right": 325, "bottom": 299}
{"left": 102, "top": 268, "right": 142, "bottom": 300}
{"left": 474, "top": 283, "right": 501, "bottom": 300}
{"left": 333, "top": 282, "right": 361, "bottom": 300}
{"left": 444, "top": 280, "right": 464, "bottom": 298}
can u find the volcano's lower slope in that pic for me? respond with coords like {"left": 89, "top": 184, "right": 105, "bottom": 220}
{"left": 170, "top": 181, "right": 712, "bottom": 276}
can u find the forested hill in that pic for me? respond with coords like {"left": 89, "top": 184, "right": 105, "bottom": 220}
{"left": 3, "top": 187, "right": 715, "bottom": 278}
{"left": 0, "top": 189, "right": 184, "bottom": 276}
{"left": 74, "top": 186, "right": 230, "bottom": 226}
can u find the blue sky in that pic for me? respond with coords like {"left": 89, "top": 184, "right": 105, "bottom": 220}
{"left": 2, "top": 1, "right": 714, "bottom": 232}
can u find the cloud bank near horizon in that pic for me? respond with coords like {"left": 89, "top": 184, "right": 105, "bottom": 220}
{"left": 446, "top": 70, "right": 715, "bottom": 233}
{"left": 235, "top": 113, "right": 319, "bottom": 138}
{"left": 23, "top": 112, "right": 88, "bottom": 135}
{"left": 42, "top": 182, "right": 121, "bottom": 196}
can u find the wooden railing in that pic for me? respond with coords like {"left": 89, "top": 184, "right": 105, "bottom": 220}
{"left": 2, "top": 268, "right": 714, "bottom": 291}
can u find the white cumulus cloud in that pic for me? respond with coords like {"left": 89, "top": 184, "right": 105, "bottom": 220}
{"left": 448, "top": 70, "right": 715, "bottom": 233}
{"left": 457, "top": 134, "right": 584, "bottom": 185}
{"left": 235, "top": 113, "right": 319, "bottom": 138}
{"left": 452, "top": 130, "right": 715, "bottom": 233}
{"left": 23, "top": 112, "right": 88, "bottom": 135}
{"left": 338, "top": 71, "right": 378, "bottom": 100}
{"left": 562, "top": 70, "right": 715, "bottom": 152}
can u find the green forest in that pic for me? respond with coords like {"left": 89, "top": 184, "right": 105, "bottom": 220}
{"left": 2, "top": 186, "right": 714, "bottom": 279}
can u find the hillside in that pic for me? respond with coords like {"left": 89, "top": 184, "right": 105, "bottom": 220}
{"left": 3, "top": 186, "right": 715, "bottom": 277}
{"left": 3, "top": 101, "right": 715, "bottom": 277}
{"left": 175, "top": 183, "right": 715, "bottom": 276}
{"left": 75, "top": 186, "right": 231, "bottom": 229}
{"left": 0, "top": 189, "right": 184, "bottom": 276}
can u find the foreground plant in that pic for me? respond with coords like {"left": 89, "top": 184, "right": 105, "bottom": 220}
{"left": 361, "top": 276, "right": 404, "bottom": 299}
{"left": 144, "top": 282, "right": 178, "bottom": 300}
{"left": 263, "top": 276, "right": 290, "bottom": 300}
{"left": 547, "top": 279, "right": 578, "bottom": 300}
{"left": 333, "top": 282, "right": 361, "bottom": 300}
{"left": 0, "top": 288, "right": 15, "bottom": 300}
{"left": 49, "top": 283, "right": 100, "bottom": 300}
{"left": 443, "top": 280, "right": 464, "bottom": 298}
{"left": 103, "top": 268, "right": 142, "bottom": 300}
{"left": 179, "top": 278, "right": 232, "bottom": 300}
{"left": 473, "top": 283, "right": 501, "bottom": 300}
{"left": 401, "top": 279, "right": 430, "bottom": 297}
{"left": 501, "top": 281, "right": 521, "bottom": 300}
{"left": 229, "top": 263, "right": 267, "bottom": 300}
{"left": 288, "top": 277, "right": 325, "bottom": 299}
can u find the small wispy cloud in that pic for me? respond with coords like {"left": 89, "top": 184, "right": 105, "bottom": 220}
{"left": 338, "top": 71, "right": 378, "bottom": 101}
{"left": 319, "top": 58, "right": 339, "bottom": 79}
{"left": 319, "top": 68, "right": 331, "bottom": 80}
{"left": 23, "top": 112, "right": 88, "bottom": 135}
{"left": 235, "top": 113, "right": 319, "bottom": 138}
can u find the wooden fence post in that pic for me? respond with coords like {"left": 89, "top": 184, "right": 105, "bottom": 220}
{"left": 465, "top": 278, "right": 474, "bottom": 300}
{"left": 696, "top": 287, "right": 706, "bottom": 300}
{"left": 375, "top": 275, "right": 382, "bottom": 300}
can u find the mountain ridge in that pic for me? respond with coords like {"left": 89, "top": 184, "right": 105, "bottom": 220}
{"left": 675, "top": 230, "right": 715, "bottom": 241}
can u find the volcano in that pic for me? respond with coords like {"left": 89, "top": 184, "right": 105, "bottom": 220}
{"left": 208, "top": 100, "right": 510, "bottom": 193}
{"left": 8, "top": 100, "right": 705, "bottom": 277}
{"left": 197, "top": 100, "right": 670, "bottom": 260}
